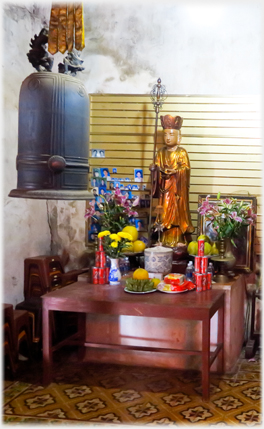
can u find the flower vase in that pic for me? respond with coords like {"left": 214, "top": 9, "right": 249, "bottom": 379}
{"left": 109, "top": 258, "right": 121, "bottom": 285}
{"left": 224, "top": 237, "right": 236, "bottom": 275}
{"left": 219, "top": 238, "right": 226, "bottom": 258}
{"left": 212, "top": 238, "right": 235, "bottom": 283}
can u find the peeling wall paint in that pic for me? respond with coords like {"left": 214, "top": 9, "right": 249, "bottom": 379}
{"left": 2, "top": 1, "right": 261, "bottom": 305}
{"left": 46, "top": 201, "right": 90, "bottom": 271}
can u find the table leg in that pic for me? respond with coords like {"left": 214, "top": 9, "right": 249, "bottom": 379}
{"left": 77, "top": 313, "right": 86, "bottom": 360}
{"left": 42, "top": 302, "right": 52, "bottom": 385}
{"left": 202, "top": 318, "right": 210, "bottom": 401}
{"left": 217, "top": 304, "right": 224, "bottom": 373}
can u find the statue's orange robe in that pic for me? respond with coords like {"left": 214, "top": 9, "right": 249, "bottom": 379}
{"left": 155, "top": 146, "right": 194, "bottom": 238}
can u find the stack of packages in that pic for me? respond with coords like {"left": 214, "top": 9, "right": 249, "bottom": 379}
{"left": 92, "top": 238, "right": 110, "bottom": 284}
{"left": 193, "top": 239, "right": 212, "bottom": 292}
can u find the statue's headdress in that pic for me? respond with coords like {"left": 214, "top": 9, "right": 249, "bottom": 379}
{"left": 160, "top": 115, "right": 183, "bottom": 130}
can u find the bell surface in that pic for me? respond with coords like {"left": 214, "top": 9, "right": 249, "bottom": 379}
{"left": 9, "top": 72, "right": 93, "bottom": 200}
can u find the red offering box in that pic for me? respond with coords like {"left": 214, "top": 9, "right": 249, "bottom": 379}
{"left": 169, "top": 280, "right": 195, "bottom": 292}
{"left": 164, "top": 273, "right": 185, "bottom": 286}
{"left": 186, "top": 281, "right": 196, "bottom": 290}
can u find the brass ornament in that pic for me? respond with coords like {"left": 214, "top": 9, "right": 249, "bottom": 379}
{"left": 147, "top": 78, "right": 167, "bottom": 246}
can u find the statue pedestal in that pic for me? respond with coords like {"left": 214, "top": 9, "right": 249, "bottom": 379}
{"left": 171, "top": 246, "right": 189, "bottom": 274}
{"left": 172, "top": 260, "right": 188, "bottom": 274}
{"left": 124, "top": 252, "right": 144, "bottom": 270}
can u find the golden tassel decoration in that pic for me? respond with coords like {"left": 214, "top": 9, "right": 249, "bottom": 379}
{"left": 58, "top": 4, "right": 67, "bottom": 54}
{"left": 66, "top": 3, "right": 74, "bottom": 52}
{"left": 48, "top": 4, "right": 59, "bottom": 55}
{"left": 74, "top": 3, "right": 85, "bottom": 51}
{"left": 48, "top": 2, "right": 85, "bottom": 54}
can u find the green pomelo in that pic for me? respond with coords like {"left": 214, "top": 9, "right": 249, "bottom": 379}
{"left": 211, "top": 242, "right": 219, "bottom": 255}
{"left": 198, "top": 234, "right": 211, "bottom": 244}
{"left": 187, "top": 241, "right": 198, "bottom": 255}
{"left": 204, "top": 242, "right": 212, "bottom": 255}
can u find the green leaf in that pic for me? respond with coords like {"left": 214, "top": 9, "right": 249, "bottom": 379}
{"left": 231, "top": 238, "right": 237, "bottom": 247}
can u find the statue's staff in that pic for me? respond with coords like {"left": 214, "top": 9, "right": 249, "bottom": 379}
{"left": 147, "top": 78, "right": 167, "bottom": 247}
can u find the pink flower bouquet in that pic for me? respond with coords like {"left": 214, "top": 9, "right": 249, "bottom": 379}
{"left": 197, "top": 193, "right": 257, "bottom": 245}
{"left": 85, "top": 188, "right": 139, "bottom": 233}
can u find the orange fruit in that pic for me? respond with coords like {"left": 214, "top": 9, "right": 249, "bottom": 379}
{"left": 133, "top": 268, "right": 149, "bottom": 280}
{"left": 122, "top": 225, "right": 138, "bottom": 242}
{"left": 133, "top": 240, "right": 146, "bottom": 253}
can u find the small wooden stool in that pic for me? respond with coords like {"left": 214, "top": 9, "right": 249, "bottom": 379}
{"left": 13, "top": 309, "right": 32, "bottom": 360}
{"left": 16, "top": 255, "right": 88, "bottom": 353}
{"left": 3, "top": 320, "right": 17, "bottom": 377}
{"left": 3, "top": 304, "right": 32, "bottom": 376}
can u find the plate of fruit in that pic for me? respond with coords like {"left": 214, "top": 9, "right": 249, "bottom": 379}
{"left": 187, "top": 235, "right": 219, "bottom": 257}
{"left": 124, "top": 269, "right": 161, "bottom": 294}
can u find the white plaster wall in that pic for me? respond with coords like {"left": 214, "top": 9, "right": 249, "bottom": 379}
{"left": 2, "top": 0, "right": 262, "bottom": 306}
{"left": 81, "top": 0, "right": 261, "bottom": 95}
{"left": 3, "top": 3, "right": 53, "bottom": 306}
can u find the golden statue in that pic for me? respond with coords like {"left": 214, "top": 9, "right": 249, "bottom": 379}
{"left": 150, "top": 115, "right": 194, "bottom": 247}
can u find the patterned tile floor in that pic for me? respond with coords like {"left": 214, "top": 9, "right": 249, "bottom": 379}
{"left": 3, "top": 347, "right": 261, "bottom": 426}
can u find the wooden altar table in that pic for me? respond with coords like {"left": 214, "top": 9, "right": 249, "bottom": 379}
{"left": 42, "top": 282, "right": 225, "bottom": 401}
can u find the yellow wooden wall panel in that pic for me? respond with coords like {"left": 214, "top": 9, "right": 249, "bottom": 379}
{"left": 91, "top": 117, "right": 260, "bottom": 129}
{"left": 91, "top": 102, "right": 259, "bottom": 113}
{"left": 89, "top": 158, "right": 262, "bottom": 178}
{"left": 189, "top": 177, "right": 260, "bottom": 187}
{"left": 90, "top": 94, "right": 257, "bottom": 103}
{"left": 91, "top": 150, "right": 261, "bottom": 163}
{"left": 88, "top": 144, "right": 262, "bottom": 160}
{"left": 90, "top": 143, "right": 261, "bottom": 155}
{"left": 185, "top": 146, "right": 261, "bottom": 156}
{"left": 90, "top": 124, "right": 260, "bottom": 139}
{"left": 189, "top": 185, "right": 261, "bottom": 195}
{"left": 90, "top": 134, "right": 260, "bottom": 147}
{"left": 191, "top": 169, "right": 262, "bottom": 178}
{"left": 90, "top": 135, "right": 154, "bottom": 143}
{"left": 182, "top": 137, "right": 260, "bottom": 146}
{"left": 90, "top": 95, "right": 258, "bottom": 105}
{"left": 91, "top": 110, "right": 261, "bottom": 120}
{"left": 89, "top": 94, "right": 261, "bottom": 255}
{"left": 92, "top": 163, "right": 262, "bottom": 175}
{"left": 189, "top": 153, "right": 260, "bottom": 162}
{"left": 188, "top": 161, "right": 262, "bottom": 170}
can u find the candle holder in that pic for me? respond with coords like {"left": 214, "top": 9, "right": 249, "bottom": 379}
{"left": 153, "top": 205, "right": 164, "bottom": 246}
